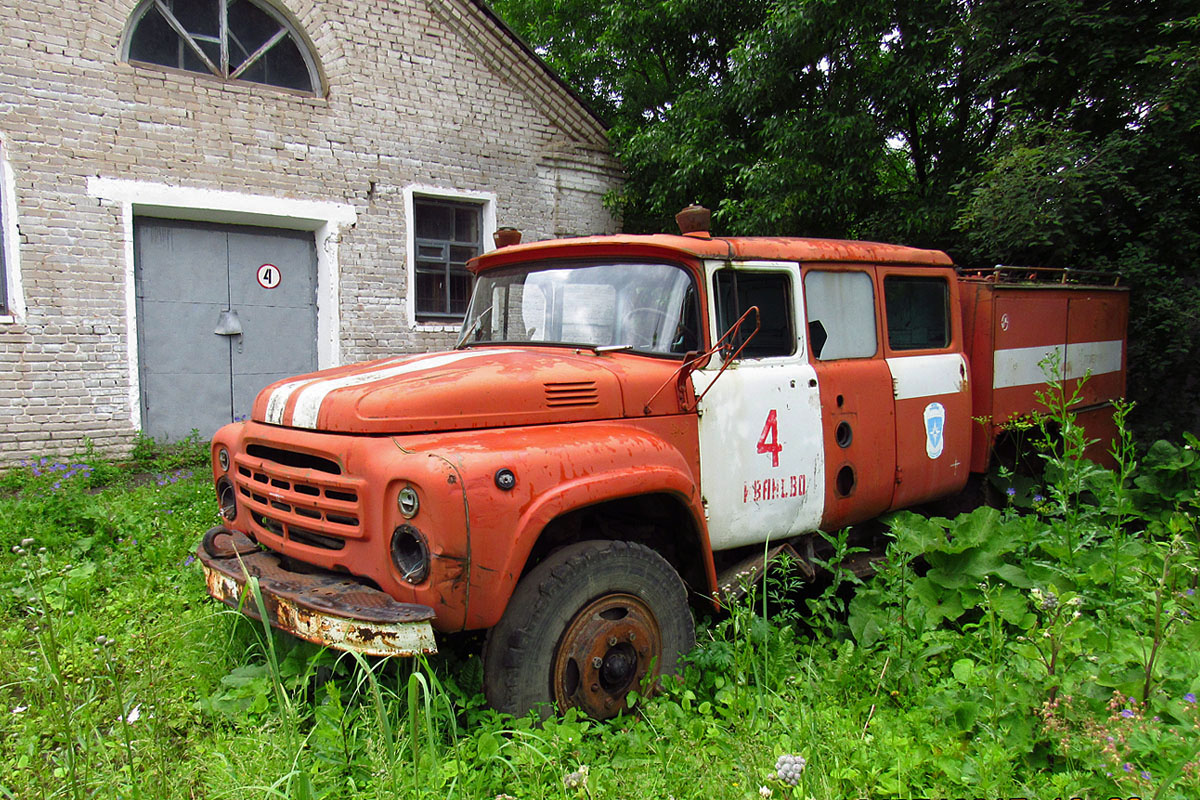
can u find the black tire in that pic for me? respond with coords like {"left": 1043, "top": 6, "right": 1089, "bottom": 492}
{"left": 483, "top": 540, "right": 695, "bottom": 719}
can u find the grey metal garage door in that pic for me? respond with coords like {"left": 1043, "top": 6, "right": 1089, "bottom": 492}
{"left": 134, "top": 218, "right": 318, "bottom": 441}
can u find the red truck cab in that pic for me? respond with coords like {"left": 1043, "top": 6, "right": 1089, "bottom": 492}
{"left": 198, "top": 220, "right": 1126, "bottom": 719}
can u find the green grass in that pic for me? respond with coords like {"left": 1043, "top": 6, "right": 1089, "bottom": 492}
{"left": 0, "top": 420, "right": 1197, "bottom": 799}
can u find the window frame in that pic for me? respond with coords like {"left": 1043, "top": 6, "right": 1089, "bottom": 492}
{"left": 460, "top": 258, "right": 703, "bottom": 358}
{"left": 122, "top": 0, "right": 325, "bottom": 96}
{"left": 800, "top": 266, "right": 881, "bottom": 361}
{"left": 879, "top": 268, "right": 956, "bottom": 356}
{"left": 0, "top": 136, "right": 23, "bottom": 323}
{"left": 404, "top": 187, "right": 497, "bottom": 329}
{"left": 711, "top": 266, "right": 797, "bottom": 360}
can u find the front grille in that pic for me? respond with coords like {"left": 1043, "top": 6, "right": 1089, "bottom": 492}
{"left": 233, "top": 445, "right": 365, "bottom": 550}
{"left": 544, "top": 381, "right": 599, "bottom": 408}
{"left": 246, "top": 443, "right": 341, "bottom": 474}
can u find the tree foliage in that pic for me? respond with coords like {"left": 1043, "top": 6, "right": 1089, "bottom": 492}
{"left": 493, "top": 0, "right": 1200, "bottom": 437}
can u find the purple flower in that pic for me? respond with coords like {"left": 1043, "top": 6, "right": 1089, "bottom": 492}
{"left": 1185, "top": 693, "right": 1196, "bottom": 704}
{"left": 1005, "top": 487, "right": 1016, "bottom": 497}
{"left": 1033, "top": 494, "right": 1044, "bottom": 502}
{"left": 1121, "top": 709, "right": 1134, "bottom": 718}
{"left": 1187, "top": 589, "right": 1196, "bottom": 597}
{"left": 183, "top": 554, "right": 195, "bottom": 567}
{"left": 1141, "top": 771, "right": 1151, "bottom": 780}
{"left": 1122, "top": 763, "right": 1133, "bottom": 773}
{"left": 52, "top": 482, "right": 61, "bottom": 490}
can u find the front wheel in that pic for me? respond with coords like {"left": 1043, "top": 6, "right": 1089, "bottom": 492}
{"left": 483, "top": 540, "right": 694, "bottom": 719}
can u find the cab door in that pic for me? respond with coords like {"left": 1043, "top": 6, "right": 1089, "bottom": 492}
{"left": 801, "top": 266, "right": 896, "bottom": 529}
{"left": 692, "top": 261, "right": 825, "bottom": 550}
{"left": 880, "top": 269, "right": 971, "bottom": 508}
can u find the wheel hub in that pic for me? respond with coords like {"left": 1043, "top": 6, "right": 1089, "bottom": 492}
{"left": 552, "top": 593, "right": 662, "bottom": 719}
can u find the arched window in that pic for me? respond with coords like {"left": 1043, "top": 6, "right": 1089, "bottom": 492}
{"left": 125, "top": 0, "right": 322, "bottom": 94}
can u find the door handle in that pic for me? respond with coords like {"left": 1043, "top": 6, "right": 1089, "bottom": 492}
{"left": 214, "top": 309, "right": 243, "bottom": 336}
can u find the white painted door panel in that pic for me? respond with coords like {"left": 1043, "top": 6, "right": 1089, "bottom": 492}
{"left": 694, "top": 362, "right": 825, "bottom": 549}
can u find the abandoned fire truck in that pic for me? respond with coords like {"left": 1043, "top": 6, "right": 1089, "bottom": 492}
{"left": 197, "top": 208, "right": 1128, "bottom": 719}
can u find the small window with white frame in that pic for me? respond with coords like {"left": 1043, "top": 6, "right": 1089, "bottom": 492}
{"left": 0, "top": 155, "right": 7, "bottom": 316}
{"left": 413, "top": 197, "right": 483, "bottom": 322}
{"left": 0, "top": 136, "right": 19, "bottom": 321}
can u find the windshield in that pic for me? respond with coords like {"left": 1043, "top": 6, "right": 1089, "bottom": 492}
{"left": 459, "top": 261, "right": 701, "bottom": 356}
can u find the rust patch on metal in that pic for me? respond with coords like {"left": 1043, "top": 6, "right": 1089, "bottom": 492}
{"left": 198, "top": 526, "right": 437, "bottom": 657}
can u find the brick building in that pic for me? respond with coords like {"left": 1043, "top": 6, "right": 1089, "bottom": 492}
{"left": 0, "top": 0, "right": 621, "bottom": 463}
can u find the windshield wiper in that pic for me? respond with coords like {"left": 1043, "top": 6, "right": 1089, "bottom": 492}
{"left": 593, "top": 344, "right": 634, "bottom": 353}
{"left": 455, "top": 304, "right": 493, "bottom": 348}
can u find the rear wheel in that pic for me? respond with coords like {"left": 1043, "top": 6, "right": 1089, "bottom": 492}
{"left": 483, "top": 540, "right": 694, "bottom": 719}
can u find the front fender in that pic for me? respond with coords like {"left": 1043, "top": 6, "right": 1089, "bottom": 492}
{"left": 406, "top": 417, "right": 710, "bottom": 631}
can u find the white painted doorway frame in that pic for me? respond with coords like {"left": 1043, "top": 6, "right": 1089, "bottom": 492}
{"left": 88, "top": 177, "right": 357, "bottom": 431}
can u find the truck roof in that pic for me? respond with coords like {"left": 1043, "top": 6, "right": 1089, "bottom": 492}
{"left": 471, "top": 233, "right": 953, "bottom": 273}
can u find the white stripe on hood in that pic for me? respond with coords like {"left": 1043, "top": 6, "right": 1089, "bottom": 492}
{"left": 289, "top": 350, "right": 519, "bottom": 429}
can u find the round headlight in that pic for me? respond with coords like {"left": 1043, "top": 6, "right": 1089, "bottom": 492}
{"left": 217, "top": 448, "right": 230, "bottom": 472}
{"left": 397, "top": 486, "right": 419, "bottom": 518}
{"left": 217, "top": 477, "right": 238, "bottom": 521}
{"left": 390, "top": 525, "right": 429, "bottom": 584}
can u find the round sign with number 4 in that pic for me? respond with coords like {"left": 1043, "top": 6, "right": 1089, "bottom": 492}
{"left": 257, "top": 264, "right": 281, "bottom": 290}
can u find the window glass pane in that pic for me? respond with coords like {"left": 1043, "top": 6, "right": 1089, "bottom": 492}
{"left": 414, "top": 203, "right": 453, "bottom": 240}
{"left": 561, "top": 284, "right": 616, "bottom": 343}
{"left": 182, "top": 39, "right": 220, "bottom": 73}
{"left": 128, "top": 7, "right": 183, "bottom": 67}
{"left": 884, "top": 275, "right": 950, "bottom": 350}
{"left": 464, "top": 262, "right": 697, "bottom": 356}
{"left": 416, "top": 272, "right": 446, "bottom": 315}
{"left": 803, "top": 270, "right": 877, "bottom": 360}
{"left": 449, "top": 273, "right": 472, "bottom": 315}
{"left": 454, "top": 208, "right": 479, "bottom": 243}
{"left": 414, "top": 199, "right": 481, "bottom": 319}
{"left": 714, "top": 270, "right": 794, "bottom": 358}
{"left": 489, "top": 283, "right": 541, "bottom": 340}
{"left": 255, "top": 36, "right": 313, "bottom": 92}
{"left": 228, "top": 0, "right": 281, "bottom": 58}
{"left": 168, "top": 0, "right": 220, "bottom": 38}
{"left": 449, "top": 245, "right": 476, "bottom": 266}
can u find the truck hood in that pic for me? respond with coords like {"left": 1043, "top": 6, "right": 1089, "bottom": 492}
{"left": 253, "top": 348, "right": 634, "bottom": 434}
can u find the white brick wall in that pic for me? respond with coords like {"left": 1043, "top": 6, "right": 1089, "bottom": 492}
{"left": 0, "top": 0, "right": 623, "bottom": 464}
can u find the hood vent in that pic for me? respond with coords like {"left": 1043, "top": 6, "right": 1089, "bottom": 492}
{"left": 544, "top": 381, "right": 599, "bottom": 408}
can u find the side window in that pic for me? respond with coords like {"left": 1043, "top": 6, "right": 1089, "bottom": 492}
{"left": 884, "top": 275, "right": 950, "bottom": 350}
{"left": 414, "top": 197, "right": 481, "bottom": 321}
{"left": 803, "top": 270, "right": 877, "bottom": 360}
{"left": 714, "top": 269, "right": 795, "bottom": 358}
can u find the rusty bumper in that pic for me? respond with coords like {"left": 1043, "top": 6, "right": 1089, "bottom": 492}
{"left": 197, "top": 526, "right": 437, "bottom": 657}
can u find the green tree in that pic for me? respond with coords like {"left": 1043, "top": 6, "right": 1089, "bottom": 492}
{"left": 493, "top": 0, "right": 1200, "bottom": 436}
